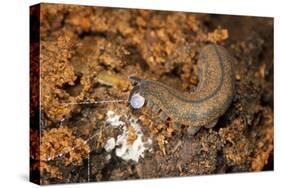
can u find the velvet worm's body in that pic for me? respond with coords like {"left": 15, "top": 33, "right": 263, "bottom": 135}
{"left": 128, "top": 44, "right": 235, "bottom": 135}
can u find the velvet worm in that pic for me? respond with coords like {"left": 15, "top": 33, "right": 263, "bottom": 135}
{"left": 128, "top": 44, "right": 235, "bottom": 135}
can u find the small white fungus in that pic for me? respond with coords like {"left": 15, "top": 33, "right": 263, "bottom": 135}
{"left": 130, "top": 93, "right": 145, "bottom": 109}
{"left": 104, "top": 137, "right": 116, "bottom": 152}
{"left": 104, "top": 111, "right": 152, "bottom": 162}
{"left": 115, "top": 126, "right": 146, "bottom": 162}
{"left": 105, "top": 154, "right": 111, "bottom": 161}
{"left": 114, "top": 117, "right": 152, "bottom": 162}
{"left": 106, "top": 110, "right": 125, "bottom": 127}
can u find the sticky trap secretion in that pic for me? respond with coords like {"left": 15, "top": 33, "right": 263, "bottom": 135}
{"left": 30, "top": 3, "right": 273, "bottom": 185}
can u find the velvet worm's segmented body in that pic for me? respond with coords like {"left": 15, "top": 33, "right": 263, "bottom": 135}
{"left": 128, "top": 44, "right": 235, "bottom": 135}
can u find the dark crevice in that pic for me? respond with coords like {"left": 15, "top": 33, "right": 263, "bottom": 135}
{"left": 78, "top": 31, "right": 108, "bottom": 39}
{"left": 262, "top": 152, "right": 274, "bottom": 171}
{"left": 62, "top": 73, "right": 83, "bottom": 97}
{"left": 124, "top": 44, "right": 149, "bottom": 71}
{"left": 78, "top": 29, "right": 124, "bottom": 40}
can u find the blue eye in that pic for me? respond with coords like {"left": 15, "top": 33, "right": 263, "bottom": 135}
{"left": 130, "top": 93, "right": 145, "bottom": 109}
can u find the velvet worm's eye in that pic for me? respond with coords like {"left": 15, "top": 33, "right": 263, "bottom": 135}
{"left": 130, "top": 93, "right": 145, "bottom": 109}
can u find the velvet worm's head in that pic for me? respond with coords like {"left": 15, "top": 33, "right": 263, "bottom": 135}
{"left": 128, "top": 76, "right": 146, "bottom": 109}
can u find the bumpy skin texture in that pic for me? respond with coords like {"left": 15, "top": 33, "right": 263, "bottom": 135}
{"left": 129, "top": 44, "right": 235, "bottom": 128}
